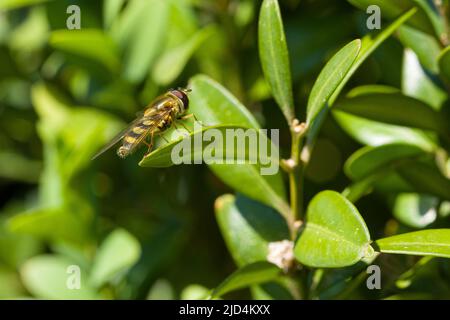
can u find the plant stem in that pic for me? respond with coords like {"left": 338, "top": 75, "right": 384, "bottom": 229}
{"left": 289, "top": 120, "right": 307, "bottom": 221}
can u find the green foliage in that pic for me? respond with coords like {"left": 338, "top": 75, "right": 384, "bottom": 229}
{"left": 211, "top": 262, "right": 281, "bottom": 299}
{"left": 295, "top": 191, "right": 374, "bottom": 268}
{"left": 376, "top": 229, "right": 450, "bottom": 258}
{"left": 0, "top": 0, "right": 449, "bottom": 301}
{"left": 258, "top": 0, "right": 294, "bottom": 123}
{"left": 306, "top": 40, "right": 361, "bottom": 125}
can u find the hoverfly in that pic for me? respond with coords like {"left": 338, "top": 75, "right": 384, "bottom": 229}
{"left": 92, "top": 88, "right": 193, "bottom": 160}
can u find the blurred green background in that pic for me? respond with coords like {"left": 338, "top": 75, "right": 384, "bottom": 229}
{"left": 0, "top": 0, "right": 449, "bottom": 299}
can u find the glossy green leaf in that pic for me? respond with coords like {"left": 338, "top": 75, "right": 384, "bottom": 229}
{"left": 189, "top": 75, "right": 288, "bottom": 214}
{"left": 403, "top": 49, "right": 447, "bottom": 110}
{"left": 347, "top": 85, "right": 400, "bottom": 97}
{"left": 397, "top": 161, "right": 450, "bottom": 201}
{"left": 20, "top": 255, "right": 99, "bottom": 299}
{"left": 152, "top": 26, "right": 214, "bottom": 85}
{"left": 140, "top": 125, "right": 247, "bottom": 167}
{"left": 295, "top": 191, "right": 374, "bottom": 268}
{"left": 335, "top": 93, "right": 446, "bottom": 134}
{"left": 306, "top": 39, "right": 361, "bottom": 125}
{"left": 439, "top": 46, "right": 450, "bottom": 83}
{"left": 215, "top": 194, "right": 289, "bottom": 266}
{"left": 304, "top": 10, "right": 417, "bottom": 162}
{"left": 393, "top": 193, "right": 438, "bottom": 228}
{"left": 258, "top": 0, "right": 294, "bottom": 122}
{"left": 398, "top": 25, "right": 441, "bottom": 73}
{"left": 49, "top": 29, "right": 120, "bottom": 73}
{"left": 189, "top": 75, "right": 260, "bottom": 128}
{"left": 342, "top": 171, "right": 389, "bottom": 203}
{"left": 211, "top": 262, "right": 281, "bottom": 298}
{"left": 329, "top": 8, "right": 417, "bottom": 105}
{"left": 345, "top": 143, "right": 424, "bottom": 180}
{"left": 376, "top": 229, "right": 450, "bottom": 258}
{"left": 333, "top": 110, "right": 437, "bottom": 151}
{"left": 89, "top": 229, "right": 141, "bottom": 288}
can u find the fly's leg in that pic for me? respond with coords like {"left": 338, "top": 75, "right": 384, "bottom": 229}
{"left": 159, "top": 134, "right": 169, "bottom": 143}
{"left": 173, "top": 122, "right": 190, "bottom": 138}
{"left": 179, "top": 113, "right": 206, "bottom": 127}
{"left": 143, "top": 132, "right": 154, "bottom": 156}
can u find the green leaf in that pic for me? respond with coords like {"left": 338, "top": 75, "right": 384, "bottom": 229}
{"left": 189, "top": 75, "right": 260, "bottom": 128}
{"left": 146, "top": 279, "right": 175, "bottom": 300}
{"left": 211, "top": 262, "right": 281, "bottom": 298}
{"left": 397, "top": 161, "right": 450, "bottom": 201}
{"left": 376, "top": 229, "right": 450, "bottom": 258}
{"left": 180, "top": 284, "right": 210, "bottom": 300}
{"left": 304, "top": 10, "right": 417, "bottom": 161}
{"left": 329, "top": 8, "right": 418, "bottom": 105}
{"left": 347, "top": 85, "right": 401, "bottom": 97}
{"left": 393, "top": 193, "right": 438, "bottom": 228}
{"left": 49, "top": 29, "right": 120, "bottom": 74}
{"left": 345, "top": 143, "right": 425, "bottom": 181}
{"left": 215, "top": 194, "right": 289, "bottom": 266}
{"left": 152, "top": 26, "right": 214, "bottom": 85}
{"left": 103, "top": 0, "right": 125, "bottom": 29}
{"left": 20, "top": 255, "right": 99, "bottom": 299}
{"left": 0, "top": 0, "right": 50, "bottom": 10}
{"left": 89, "top": 229, "right": 141, "bottom": 288}
{"left": 439, "top": 46, "right": 450, "bottom": 83}
{"left": 110, "top": 0, "right": 168, "bottom": 83}
{"left": 258, "top": 0, "right": 294, "bottom": 122}
{"left": 0, "top": 267, "right": 25, "bottom": 299}
{"left": 398, "top": 25, "right": 441, "bottom": 73}
{"left": 306, "top": 39, "right": 361, "bottom": 125}
{"left": 189, "top": 75, "right": 288, "bottom": 214}
{"left": 8, "top": 208, "right": 89, "bottom": 244}
{"left": 0, "top": 151, "right": 41, "bottom": 183}
{"left": 403, "top": 48, "right": 447, "bottom": 110}
{"left": 0, "top": 223, "right": 42, "bottom": 269}
{"left": 140, "top": 125, "right": 248, "bottom": 167}
{"left": 333, "top": 110, "right": 437, "bottom": 151}
{"left": 334, "top": 93, "right": 447, "bottom": 134}
{"left": 342, "top": 171, "right": 389, "bottom": 203}
{"left": 32, "top": 83, "right": 123, "bottom": 179}
{"left": 295, "top": 191, "right": 374, "bottom": 268}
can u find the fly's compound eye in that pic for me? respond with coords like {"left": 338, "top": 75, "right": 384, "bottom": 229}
{"left": 171, "top": 89, "right": 189, "bottom": 110}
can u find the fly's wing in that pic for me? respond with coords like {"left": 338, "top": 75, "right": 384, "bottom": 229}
{"left": 91, "top": 109, "right": 174, "bottom": 160}
{"left": 91, "top": 117, "right": 144, "bottom": 160}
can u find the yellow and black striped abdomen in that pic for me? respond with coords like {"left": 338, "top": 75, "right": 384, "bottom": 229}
{"left": 117, "top": 120, "right": 154, "bottom": 158}
{"left": 116, "top": 112, "right": 175, "bottom": 158}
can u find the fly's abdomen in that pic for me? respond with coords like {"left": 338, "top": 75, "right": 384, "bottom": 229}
{"left": 117, "top": 121, "right": 154, "bottom": 158}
